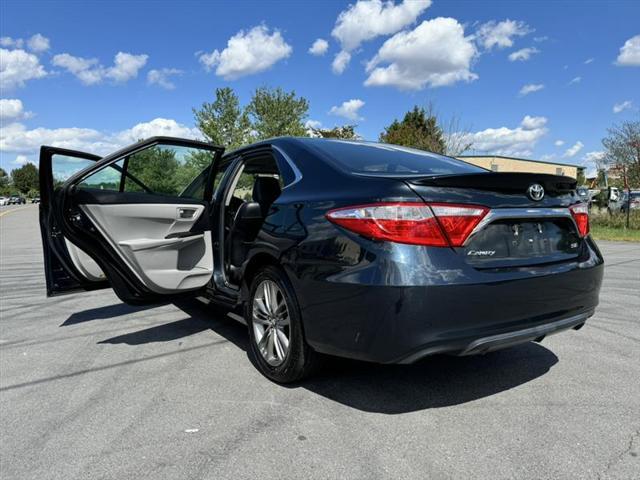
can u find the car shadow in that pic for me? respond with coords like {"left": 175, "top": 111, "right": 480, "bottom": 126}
{"left": 192, "top": 299, "right": 558, "bottom": 413}
{"left": 93, "top": 298, "right": 559, "bottom": 414}
{"left": 62, "top": 303, "right": 160, "bottom": 326}
{"left": 97, "top": 317, "right": 211, "bottom": 345}
{"left": 297, "top": 344, "right": 558, "bottom": 413}
{"left": 95, "top": 299, "right": 248, "bottom": 349}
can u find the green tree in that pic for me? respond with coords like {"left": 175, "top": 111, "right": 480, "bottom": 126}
{"left": 602, "top": 118, "right": 640, "bottom": 188}
{"left": 311, "top": 125, "right": 359, "bottom": 139}
{"left": 194, "top": 87, "right": 251, "bottom": 150}
{"left": 174, "top": 149, "right": 216, "bottom": 193}
{"left": 11, "top": 163, "right": 39, "bottom": 194}
{"left": 127, "top": 147, "right": 180, "bottom": 195}
{"left": 379, "top": 106, "right": 446, "bottom": 154}
{"left": 0, "top": 167, "right": 10, "bottom": 195}
{"left": 247, "top": 86, "right": 309, "bottom": 140}
{"left": 576, "top": 168, "right": 586, "bottom": 186}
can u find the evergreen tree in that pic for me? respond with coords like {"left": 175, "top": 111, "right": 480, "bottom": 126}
{"left": 379, "top": 106, "right": 446, "bottom": 154}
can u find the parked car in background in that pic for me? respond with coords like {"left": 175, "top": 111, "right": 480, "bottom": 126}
{"left": 0, "top": 196, "right": 8, "bottom": 206}
{"left": 620, "top": 190, "right": 640, "bottom": 213}
{"left": 31, "top": 196, "right": 40, "bottom": 204}
{"left": 576, "top": 186, "right": 591, "bottom": 205}
{"left": 8, "top": 196, "right": 26, "bottom": 205}
{"left": 39, "top": 136, "right": 604, "bottom": 383}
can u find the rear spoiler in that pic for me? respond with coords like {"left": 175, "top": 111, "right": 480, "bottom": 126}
{"left": 407, "top": 172, "right": 577, "bottom": 194}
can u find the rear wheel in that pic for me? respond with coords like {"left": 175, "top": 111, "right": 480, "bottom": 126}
{"left": 246, "top": 265, "right": 319, "bottom": 383}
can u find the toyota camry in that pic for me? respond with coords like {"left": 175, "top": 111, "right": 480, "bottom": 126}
{"left": 39, "top": 136, "right": 603, "bottom": 383}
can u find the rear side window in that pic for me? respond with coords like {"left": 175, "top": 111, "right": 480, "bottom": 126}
{"left": 307, "top": 140, "right": 486, "bottom": 177}
{"left": 76, "top": 143, "right": 217, "bottom": 200}
{"left": 52, "top": 155, "right": 99, "bottom": 188}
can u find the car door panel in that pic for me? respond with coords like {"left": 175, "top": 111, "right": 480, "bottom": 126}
{"left": 80, "top": 202, "right": 212, "bottom": 293}
{"left": 40, "top": 137, "right": 224, "bottom": 304}
{"left": 64, "top": 238, "right": 106, "bottom": 282}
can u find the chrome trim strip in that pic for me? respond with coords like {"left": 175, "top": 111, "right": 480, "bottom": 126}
{"left": 463, "top": 207, "right": 578, "bottom": 246}
{"left": 272, "top": 145, "right": 303, "bottom": 188}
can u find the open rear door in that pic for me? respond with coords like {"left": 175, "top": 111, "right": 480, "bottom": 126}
{"left": 40, "top": 146, "right": 107, "bottom": 295}
{"left": 39, "top": 137, "right": 224, "bottom": 305}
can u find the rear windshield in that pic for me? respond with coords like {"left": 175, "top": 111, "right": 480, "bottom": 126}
{"left": 307, "top": 140, "right": 486, "bottom": 177}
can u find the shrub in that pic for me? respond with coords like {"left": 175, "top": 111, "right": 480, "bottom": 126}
{"left": 589, "top": 209, "right": 640, "bottom": 230}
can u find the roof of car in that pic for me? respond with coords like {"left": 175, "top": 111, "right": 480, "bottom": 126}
{"left": 226, "top": 136, "right": 452, "bottom": 157}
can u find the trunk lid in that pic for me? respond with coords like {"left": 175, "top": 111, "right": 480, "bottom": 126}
{"left": 403, "top": 172, "right": 583, "bottom": 268}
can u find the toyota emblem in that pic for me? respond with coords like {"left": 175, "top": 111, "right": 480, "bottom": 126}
{"left": 527, "top": 183, "right": 545, "bottom": 201}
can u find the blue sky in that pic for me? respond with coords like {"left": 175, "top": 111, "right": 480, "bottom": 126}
{"left": 1, "top": 0, "right": 639, "bottom": 175}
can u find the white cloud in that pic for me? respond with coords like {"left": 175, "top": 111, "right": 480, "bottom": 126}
{"left": 26, "top": 34, "right": 50, "bottom": 53}
{"left": 1, "top": 118, "right": 201, "bottom": 159}
{"left": 520, "top": 115, "right": 546, "bottom": 129}
{"left": 52, "top": 53, "right": 102, "bottom": 84}
{"left": 519, "top": 83, "right": 544, "bottom": 96}
{"left": 584, "top": 57, "right": 594, "bottom": 64}
{"left": 613, "top": 100, "right": 633, "bottom": 113}
{"left": 1, "top": 121, "right": 115, "bottom": 155}
{"left": 0, "top": 48, "right": 47, "bottom": 89}
{"left": 563, "top": 141, "right": 584, "bottom": 158}
{"left": 308, "top": 39, "right": 329, "bottom": 56}
{"left": 582, "top": 151, "right": 605, "bottom": 166}
{"left": 581, "top": 151, "right": 606, "bottom": 175}
{"left": 508, "top": 47, "right": 539, "bottom": 62}
{"left": 198, "top": 25, "right": 292, "bottom": 80}
{"left": 0, "top": 98, "right": 33, "bottom": 121}
{"left": 330, "top": 0, "right": 431, "bottom": 74}
{"left": 107, "top": 52, "right": 148, "bottom": 82}
{"left": 533, "top": 36, "right": 548, "bottom": 43}
{"left": 304, "top": 119, "right": 322, "bottom": 130}
{"left": 554, "top": 140, "right": 565, "bottom": 147}
{"left": 568, "top": 76, "right": 581, "bottom": 85}
{"left": 0, "top": 37, "right": 24, "bottom": 49}
{"left": 540, "top": 154, "right": 556, "bottom": 161}
{"left": 147, "top": 68, "right": 183, "bottom": 90}
{"left": 0, "top": 34, "right": 50, "bottom": 53}
{"left": 365, "top": 17, "right": 478, "bottom": 90}
{"left": 332, "top": 0, "right": 431, "bottom": 51}
{"left": 329, "top": 99, "right": 365, "bottom": 121}
{"left": 52, "top": 52, "right": 148, "bottom": 85}
{"left": 13, "top": 154, "right": 30, "bottom": 165}
{"left": 332, "top": 50, "right": 351, "bottom": 74}
{"left": 475, "top": 19, "right": 532, "bottom": 50}
{"left": 114, "top": 118, "right": 201, "bottom": 144}
{"left": 463, "top": 115, "right": 548, "bottom": 157}
{"left": 615, "top": 34, "right": 640, "bottom": 67}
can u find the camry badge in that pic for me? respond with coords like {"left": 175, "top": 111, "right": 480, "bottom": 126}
{"left": 467, "top": 250, "right": 496, "bottom": 256}
{"left": 527, "top": 183, "right": 545, "bottom": 201}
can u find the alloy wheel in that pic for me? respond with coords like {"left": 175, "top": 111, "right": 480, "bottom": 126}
{"left": 252, "top": 279, "right": 290, "bottom": 366}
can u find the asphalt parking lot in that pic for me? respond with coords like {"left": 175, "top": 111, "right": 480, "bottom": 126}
{"left": 1, "top": 204, "right": 638, "bottom": 479}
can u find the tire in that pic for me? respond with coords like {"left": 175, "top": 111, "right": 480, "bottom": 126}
{"left": 245, "top": 265, "right": 320, "bottom": 383}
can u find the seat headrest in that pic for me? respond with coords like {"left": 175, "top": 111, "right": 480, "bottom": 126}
{"left": 252, "top": 176, "right": 281, "bottom": 206}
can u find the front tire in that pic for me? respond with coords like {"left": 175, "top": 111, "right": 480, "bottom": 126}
{"left": 246, "top": 265, "right": 319, "bottom": 383}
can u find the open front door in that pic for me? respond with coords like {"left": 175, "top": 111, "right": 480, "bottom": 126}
{"left": 39, "top": 137, "right": 224, "bottom": 305}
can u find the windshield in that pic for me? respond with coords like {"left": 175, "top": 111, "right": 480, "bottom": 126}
{"left": 306, "top": 140, "right": 487, "bottom": 177}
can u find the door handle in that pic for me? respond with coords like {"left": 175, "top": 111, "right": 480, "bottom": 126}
{"left": 177, "top": 207, "right": 197, "bottom": 219}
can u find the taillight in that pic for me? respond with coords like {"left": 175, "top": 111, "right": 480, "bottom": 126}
{"left": 429, "top": 204, "right": 489, "bottom": 246}
{"left": 325, "top": 202, "right": 488, "bottom": 247}
{"left": 570, "top": 203, "right": 589, "bottom": 237}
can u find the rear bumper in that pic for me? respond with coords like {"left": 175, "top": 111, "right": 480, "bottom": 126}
{"left": 290, "top": 236, "right": 604, "bottom": 364}
{"left": 398, "top": 309, "right": 592, "bottom": 364}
